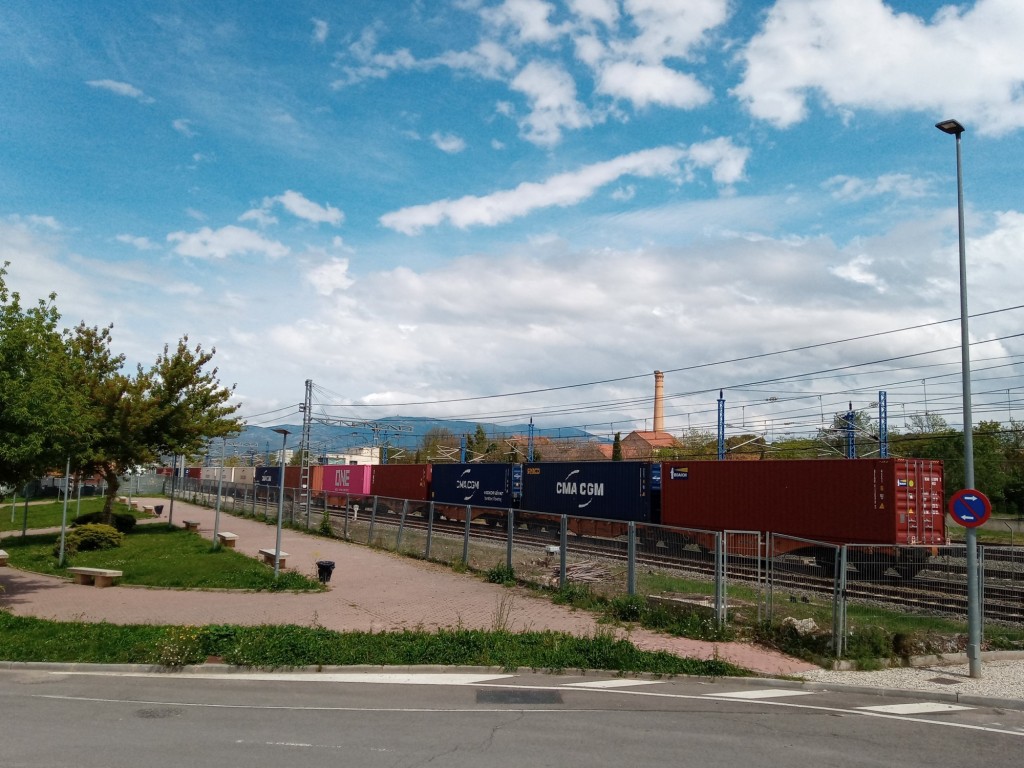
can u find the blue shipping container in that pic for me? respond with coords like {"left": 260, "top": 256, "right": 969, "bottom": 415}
{"left": 255, "top": 466, "right": 281, "bottom": 487}
{"left": 521, "top": 461, "right": 652, "bottom": 522}
{"left": 431, "top": 463, "right": 515, "bottom": 508}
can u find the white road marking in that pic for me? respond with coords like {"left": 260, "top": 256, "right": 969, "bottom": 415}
{"left": 58, "top": 671, "right": 513, "bottom": 685}
{"left": 857, "top": 702, "right": 974, "bottom": 715}
{"left": 706, "top": 688, "right": 817, "bottom": 700}
{"left": 565, "top": 680, "right": 665, "bottom": 689}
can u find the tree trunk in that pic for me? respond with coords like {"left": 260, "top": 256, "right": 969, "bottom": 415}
{"left": 101, "top": 468, "right": 121, "bottom": 519}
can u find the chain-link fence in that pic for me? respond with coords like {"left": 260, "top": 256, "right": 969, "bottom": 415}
{"left": 170, "top": 483, "right": 1024, "bottom": 656}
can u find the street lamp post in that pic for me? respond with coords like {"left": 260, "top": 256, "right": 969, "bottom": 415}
{"left": 936, "top": 118, "right": 981, "bottom": 679}
{"left": 272, "top": 428, "right": 290, "bottom": 578}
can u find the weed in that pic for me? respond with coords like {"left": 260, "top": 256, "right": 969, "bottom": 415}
{"left": 486, "top": 563, "right": 516, "bottom": 585}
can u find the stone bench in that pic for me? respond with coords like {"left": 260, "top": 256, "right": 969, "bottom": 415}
{"left": 0, "top": 549, "right": 8, "bottom": 567}
{"left": 183, "top": 520, "right": 200, "bottom": 532}
{"left": 67, "top": 567, "right": 123, "bottom": 588}
{"left": 258, "top": 548, "right": 288, "bottom": 568}
{"left": 143, "top": 505, "right": 154, "bottom": 514}
{"left": 216, "top": 532, "right": 238, "bottom": 548}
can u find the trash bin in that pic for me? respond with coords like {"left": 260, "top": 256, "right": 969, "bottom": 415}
{"left": 154, "top": 505, "right": 164, "bottom": 517}
{"left": 315, "top": 560, "right": 335, "bottom": 584}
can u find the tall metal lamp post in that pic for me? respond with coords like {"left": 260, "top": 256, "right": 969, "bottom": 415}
{"left": 272, "top": 428, "right": 290, "bottom": 578}
{"left": 936, "top": 118, "right": 981, "bottom": 679}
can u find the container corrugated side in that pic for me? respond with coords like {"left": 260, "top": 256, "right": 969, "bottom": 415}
{"left": 320, "top": 464, "right": 373, "bottom": 495}
{"left": 371, "top": 464, "right": 432, "bottom": 501}
{"left": 660, "top": 458, "right": 944, "bottom": 545}
{"left": 521, "top": 461, "right": 651, "bottom": 522}
{"left": 431, "top": 463, "right": 514, "bottom": 508}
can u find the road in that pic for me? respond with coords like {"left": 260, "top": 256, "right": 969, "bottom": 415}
{"left": 3, "top": 667, "right": 1023, "bottom": 768}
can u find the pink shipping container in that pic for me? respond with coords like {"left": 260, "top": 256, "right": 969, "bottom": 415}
{"left": 317, "top": 464, "right": 372, "bottom": 495}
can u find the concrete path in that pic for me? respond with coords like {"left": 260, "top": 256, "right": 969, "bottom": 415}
{"left": 0, "top": 497, "right": 817, "bottom": 677}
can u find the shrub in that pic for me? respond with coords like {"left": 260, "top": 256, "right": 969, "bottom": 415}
{"left": 57, "top": 524, "right": 124, "bottom": 557}
{"left": 73, "top": 511, "right": 137, "bottom": 534}
{"left": 486, "top": 563, "right": 516, "bottom": 585}
{"left": 608, "top": 594, "right": 647, "bottom": 622}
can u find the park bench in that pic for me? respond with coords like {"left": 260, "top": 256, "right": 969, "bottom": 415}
{"left": 216, "top": 532, "right": 238, "bottom": 548}
{"left": 183, "top": 520, "right": 200, "bottom": 532}
{"left": 67, "top": 567, "right": 123, "bottom": 588}
{"left": 143, "top": 505, "right": 154, "bottom": 514}
{"left": 0, "top": 549, "right": 8, "bottom": 567}
{"left": 258, "top": 548, "right": 288, "bottom": 568}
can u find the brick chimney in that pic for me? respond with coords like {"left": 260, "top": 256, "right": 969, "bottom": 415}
{"left": 654, "top": 370, "right": 665, "bottom": 433}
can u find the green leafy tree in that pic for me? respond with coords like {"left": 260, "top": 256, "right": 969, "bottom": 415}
{"left": 0, "top": 263, "right": 85, "bottom": 488}
{"left": 611, "top": 432, "right": 622, "bottom": 461}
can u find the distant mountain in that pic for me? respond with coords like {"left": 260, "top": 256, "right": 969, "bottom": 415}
{"left": 220, "top": 417, "right": 599, "bottom": 463}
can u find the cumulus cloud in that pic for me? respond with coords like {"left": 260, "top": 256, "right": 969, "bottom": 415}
{"left": 306, "top": 257, "right": 355, "bottom": 296}
{"left": 86, "top": 79, "right": 155, "bottom": 103}
{"left": 167, "top": 225, "right": 290, "bottom": 260}
{"left": 510, "top": 60, "right": 593, "bottom": 145}
{"left": 243, "top": 190, "right": 344, "bottom": 227}
{"left": 380, "top": 139, "right": 748, "bottom": 234}
{"left": 735, "top": 0, "right": 1024, "bottom": 135}
{"left": 431, "top": 132, "right": 467, "bottom": 153}
{"left": 596, "top": 61, "right": 711, "bottom": 109}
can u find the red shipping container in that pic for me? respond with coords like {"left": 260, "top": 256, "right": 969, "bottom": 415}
{"left": 371, "top": 464, "right": 432, "bottom": 501}
{"left": 660, "top": 458, "right": 944, "bottom": 547}
{"left": 284, "top": 465, "right": 303, "bottom": 489}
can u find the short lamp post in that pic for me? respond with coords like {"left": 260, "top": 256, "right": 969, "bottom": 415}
{"left": 936, "top": 118, "right": 981, "bottom": 679}
{"left": 272, "top": 428, "right": 290, "bottom": 578}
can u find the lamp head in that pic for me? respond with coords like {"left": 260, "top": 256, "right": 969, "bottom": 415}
{"left": 935, "top": 119, "right": 965, "bottom": 136}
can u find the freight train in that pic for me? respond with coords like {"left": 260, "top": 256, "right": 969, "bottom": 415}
{"left": 232, "top": 457, "right": 944, "bottom": 579}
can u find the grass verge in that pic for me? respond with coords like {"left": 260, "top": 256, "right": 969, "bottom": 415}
{"left": 0, "top": 612, "right": 749, "bottom": 675}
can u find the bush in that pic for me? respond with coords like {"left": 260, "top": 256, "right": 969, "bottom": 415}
{"left": 486, "top": 563, "right": 516, "bottom": 585}
{"left": 73, "top": 511, "right": 136, "bottom": 534}
{"left": 57, "top": 524, "right": 124, "bottom": 557}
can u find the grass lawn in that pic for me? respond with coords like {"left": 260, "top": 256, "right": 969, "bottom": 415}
{"left": 1, "top": 497, "right": 146, "bottom": 533}
{"left": 2, "top": 524, "right": 322, "bottom": 591}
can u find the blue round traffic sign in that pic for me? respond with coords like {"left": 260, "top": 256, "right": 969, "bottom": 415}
{"left": 948, "top": 488, "right": 991, "bottom": 528}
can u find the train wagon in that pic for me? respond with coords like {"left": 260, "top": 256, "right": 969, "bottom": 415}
{"left": 430, "top": 463, "right": 516, "bottom": 523}
{"left": 314, "top": 464, "right": 373, "bottom": 508}
{"left": 660, "top": 458, "right": 945, "bottom": 576}
{"left": 371, "top": 464, "right": 432, "bottom": 516}
{"left": 521, "top": 461, "right": 654, "bottom": 536}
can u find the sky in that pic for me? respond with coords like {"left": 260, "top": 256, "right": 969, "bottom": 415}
{"left": 2, "top": 0, "right": 1024, "bottom": 452}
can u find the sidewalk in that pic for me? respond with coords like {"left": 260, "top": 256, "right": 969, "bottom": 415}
{"left": 0, "top": 497, "right": 817, "bottom": 677}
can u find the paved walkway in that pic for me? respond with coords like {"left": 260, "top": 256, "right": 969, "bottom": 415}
{"left": 0, "top": 497, "right": 817, "bottom": 677}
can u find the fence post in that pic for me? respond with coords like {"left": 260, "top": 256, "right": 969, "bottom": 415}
{"left": 368, "top": 496, "right": 378, "bottom": 545}
{"left": 395, "top": 499, "right": 408, "bottom": 552}
{"left": 714, "top": 532, "right": 725, "bottom": 629}
{"left": 559, "top": 515, "right": 568, "bottom": 590}
{"left": 765, "top": 532, "right": 774, "bottom": 624}
{"left": 506, "top": 508, "right": 514, "bottom": 571}
{"left": 462, "top": 505, "right": 472, "bottom": 565}
{"left": 627, "top": 521, "right": 636, "bottom": 596}
{"left": 832, "top": 545, "right": 848, "bottom": 658}
{"left": 426, "top": 501, "right": 434, "bottom": 560}
{"left": 343, "top": 498, "right": 350, "bottom": 541}
{"left": 979, "top": 545, "right": 986, "bottom": 645}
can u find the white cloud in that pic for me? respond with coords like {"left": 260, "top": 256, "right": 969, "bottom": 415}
{"left": 735, "top": 0, "right": 1024, "bottom": 135}
{"left": 510, "top": 60, "right": 593, "bottom": 146}
{"left": 596, "top": 61, "right": 711, "bottom": 109}
{"left": 116, "top": 234, "right": 159, "bottom": 250}
{"left": 312, "top": 18, "right": 329, "bottom": 44}
{"left": 172, "top": 118, "right": 197, "bottom": 137}
{"left": 243, "top": 190, "right": 344, "bottom": 227}
{"left": 569, "top": 0, "right": 619, "bottom": 27}
{"left": 823, "top": 174, "right": 932, "bottom": 202}
{"left": 431, "top": 132, "right": 467, "bottom": 153}
{"left": 306, "top": 257, "right": 355, "bottom": 296}
{"left": 85, "top": 79, "right": 155, "bottom": 103}
{"left": 380, "top": 140, "right": 748, "bottom": 234}
{"left": 167, "top": 225, "right": 290, "bottom": 260}
{"left": 831, "top": 254, "right": 886, "bottom": 292}
{"left": 482, "top": 0, "right": 567, "bottom": 44}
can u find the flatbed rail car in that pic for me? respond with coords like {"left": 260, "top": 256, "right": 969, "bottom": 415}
{"left": 660, "top": 458, "right": 945, "bottom": 577}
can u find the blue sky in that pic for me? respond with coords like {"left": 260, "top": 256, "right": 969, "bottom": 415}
{"left": 3, "top": 0, "right": 1024, "bottom": 448}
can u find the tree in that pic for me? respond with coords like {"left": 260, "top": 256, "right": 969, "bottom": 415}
{"left": 418, "top": 427, "right": 459, "bottom": 461}
{"left": 612, "top": 432, "right": 622, "bottom": 461}
{"left": 0, "top": 263, "right": 85, "bottom": 488}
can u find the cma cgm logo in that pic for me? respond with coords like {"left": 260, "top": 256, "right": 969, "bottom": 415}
{"left": 556, "top": 469, "right": 604, "bottom": 509}
{"left": 456, "top": 469, "right": 480, "bottom": 501}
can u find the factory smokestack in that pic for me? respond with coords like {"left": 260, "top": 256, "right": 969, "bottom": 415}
{"left": 653, "top": 370, "right": 665, "bottom": 433}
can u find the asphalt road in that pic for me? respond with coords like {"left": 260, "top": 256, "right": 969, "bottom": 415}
{"left": 3, "top": 667, "right": 1023, "bottom": 768}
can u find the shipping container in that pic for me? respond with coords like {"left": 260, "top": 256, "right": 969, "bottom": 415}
{"left": 431, "top": 463, "right": 516, "bottom": 508}
{"left": 660, "top": 458, "right": 945, "bottom": 547}
{"left": 521, "top": 461, "right": 653, "bottom": 523}
{"left": 232, "top": 466, "right": 256, "bottom": 485}
{"left": 371, "top": 464, "right": 432, "bottom": 501}
{"left": 185, "top": 466, "right": 203, "bottom": 479}
{"left": 318, "top": 464, "right": 373, "bottom": 496}
{"left": 284, "top": 466, "right": 302, "bottom": 490}
{"left": 255, "top": 466, "right": 280, "bottom": 487}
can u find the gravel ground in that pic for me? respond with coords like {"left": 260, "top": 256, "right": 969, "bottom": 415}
{"left": 800, "top": 658, "right": 1024, "bottom": 702}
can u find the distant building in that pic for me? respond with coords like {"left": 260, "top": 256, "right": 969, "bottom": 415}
{"left": 321, "top": 446, "right": 380, "bottom": 466}
{"left": 621, "top": 430, "right": 681, "bottom": 460}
